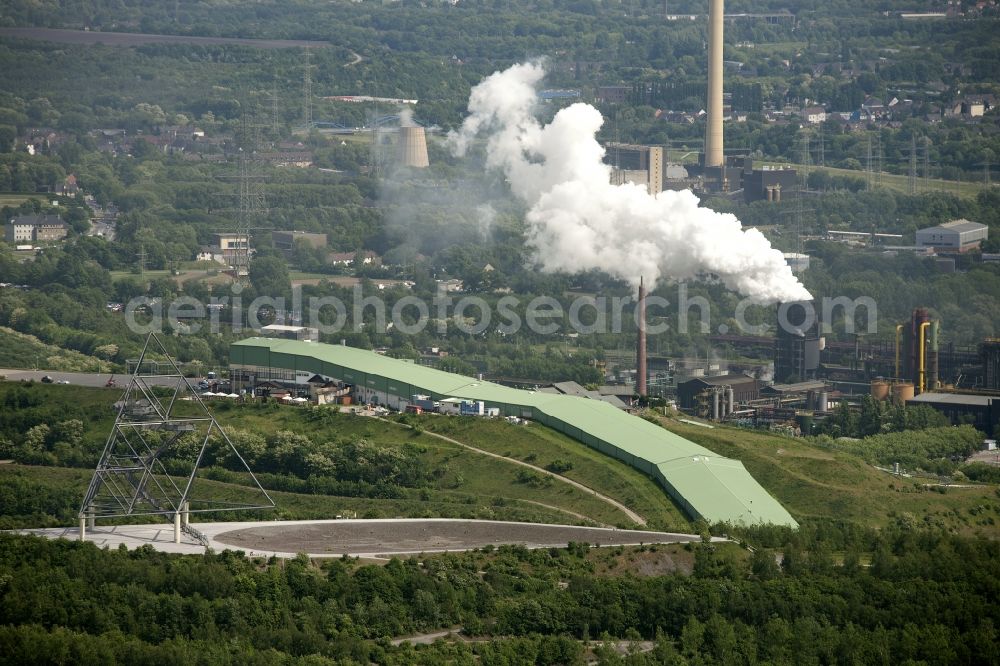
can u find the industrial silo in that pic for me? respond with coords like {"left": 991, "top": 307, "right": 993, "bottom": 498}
{"left": 870, "top": 380, "right": 890, "bottom": 401}
{"left": 893, "top": 382, "right": 915, "bottom": 403}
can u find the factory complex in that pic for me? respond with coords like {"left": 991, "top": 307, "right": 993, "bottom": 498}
{"left": 230, "top": 336, "right": 799, "bottom": 527}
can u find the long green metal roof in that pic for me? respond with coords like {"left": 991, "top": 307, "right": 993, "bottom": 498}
{"left": 231, "top": 337, "right": 797, "bottom": 527}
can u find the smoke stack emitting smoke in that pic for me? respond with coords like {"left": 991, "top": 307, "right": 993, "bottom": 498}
{"left": 450, "top": 62, "right": 811, "bottom": 304}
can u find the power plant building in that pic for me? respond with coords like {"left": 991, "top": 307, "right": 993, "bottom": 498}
{"left": 984, "top": 339, "right": 1000, "bottom": 391}
{"left": 230, "top": 337, "right": 798, "bottom": 527}
{"left": 606, "top": 143, "right": 663, "bottom": 195}
{"left": 677, "top": 374, "right": 760, "bottom": 420}
{"left": 774, "top": 301, "right": 822, "bottom": 383}
{"left": 743, "top": 164, "right": 798, "bottom": 204}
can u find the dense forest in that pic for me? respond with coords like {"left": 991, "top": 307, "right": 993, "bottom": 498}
{"left": 1, "top": 523, "right": 998, "bottom": 664}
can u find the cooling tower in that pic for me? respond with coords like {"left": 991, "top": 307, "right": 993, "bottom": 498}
{"left": 705, "top": 0, "right": 725, "bottom": 168}
{"left": 397, "top": 125, "right": 429, "bottom": 168}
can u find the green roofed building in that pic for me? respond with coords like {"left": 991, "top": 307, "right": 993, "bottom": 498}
{"left": 230, "top": 337, "right": 798, "bottom": 527}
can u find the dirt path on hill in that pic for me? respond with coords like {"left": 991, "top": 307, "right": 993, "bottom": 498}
{"left": 374, "top": 416, "right": 647, "bottom": 526}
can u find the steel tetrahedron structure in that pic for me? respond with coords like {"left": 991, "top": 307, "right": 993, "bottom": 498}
{"left": 79, "top": 333, "right": 274, "bottom": 542}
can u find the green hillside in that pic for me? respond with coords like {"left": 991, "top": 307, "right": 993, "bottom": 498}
{"left": 0, "top": 327, "right": 113, "bottom": 373}
{"left": 2, "top": 382, "right": 998, "bottom": 536}
{"left": 0, "top": 383, "right": 680, "bottom": 530}
{"left": 663, "top": 418, "right": 1000, "bottom": 536}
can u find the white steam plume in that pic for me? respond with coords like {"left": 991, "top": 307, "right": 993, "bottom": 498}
{"left": 398, "top": 107, "right": 416, "bottom": 127}
{"left": 449, "top": 62, "right": 811, "bottom": 304}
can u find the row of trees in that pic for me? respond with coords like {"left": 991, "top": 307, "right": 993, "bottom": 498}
{"left": 814, "top": 424, "right": 984, "bottom": 476}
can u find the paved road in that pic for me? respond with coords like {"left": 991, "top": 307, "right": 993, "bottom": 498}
{"left": 87, "top": 220, "right": 115, "bottom": 240}
{"left": 0, "top": 27, "right": 330, "bottom": 49}
{"left": 391, "top": 628, "right": 464, "bottom": 646}
{"left": 0, "top": 368, "right": 195, "bottom": 389}
{"left": 16, "top": 518, "right": 710, "bottom": 559}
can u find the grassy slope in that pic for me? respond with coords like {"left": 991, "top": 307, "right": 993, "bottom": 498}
{"left": 0, "top": 327, "right": 113, "bottom": 372}
{"left": 4, "top": 383, "right": 997, "bottom": 535}
{"left": 0, "top": 384, "right": 680, "bottom": 529}
{"left": 211, "top": 403, "right": 670, "bottom": 528}
{"left": 662, "top": 417, "right": 1000, "bottom": 536}
{"left": 0, "top": 464, "right": 582, "bottom": 529}
{"left": 417, "top": 416, "right": 690, "bottom": 530}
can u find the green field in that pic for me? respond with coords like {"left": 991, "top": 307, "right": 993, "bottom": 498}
{"left": 0, "top": 193, "right": 45, "bottom": 207}
{"left": 764, "top": 161, "right": 990, "bottom": 199}
{"left": 288, "top": 270, "right": 336, "bottom": 280}
{"left": 109, "top": 267, "right": 231, "bottom": 286}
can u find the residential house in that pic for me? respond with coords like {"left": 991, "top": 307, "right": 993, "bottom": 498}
{"left": 860, "top": 96, "right": 889, "bottom": 120}
{"left": 5, "top": 214, "right": 68, "bottom": 244}
{"left": 58, "top": 174, "right": 80, "bottom": 197}
{"left": 328, "top": 250, "right": 382, "bottom": 267}
{"left": 211, "top": 232, "right": 252, "bottom": 274}
{"left": 801, "top": 106, "right": 827, "bottom": 124}
{"left": 261, "top": 151, "right": 313, "bottom": 168}
{"left": 944, "top": 94, "right": 995, "bottom": 119}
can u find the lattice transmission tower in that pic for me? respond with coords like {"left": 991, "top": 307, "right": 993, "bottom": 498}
{"left": 78, "top": 333, "right": 274, "bottom": 544}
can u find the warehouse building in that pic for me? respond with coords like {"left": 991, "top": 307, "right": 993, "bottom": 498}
{"left": 916, "top": 219, "right": 988, "bottom": 252}
{"left": 230, "top": 337, "right": 798, "bottom": 527}
{"left": 906, "top": 392, "right": 997, "bottom": 437}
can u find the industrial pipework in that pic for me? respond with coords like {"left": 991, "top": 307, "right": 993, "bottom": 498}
{"left": 895, "top": 324, "right": 904, "bottom": 380}
{"left": 918, "top": 321, "right": 930, "bottom": 394}
{"left": 928, "top": 320, "right": 940, "bottom": 391}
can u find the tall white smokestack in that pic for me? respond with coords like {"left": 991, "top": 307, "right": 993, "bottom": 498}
{"left": 705, "top": 0, "right": 724, "bottom": 168}
{"left": 637, "top": 276, "right": 647, "bottom": 397}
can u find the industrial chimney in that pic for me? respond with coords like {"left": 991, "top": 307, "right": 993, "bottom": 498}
{"left": 705, "top": 0, "right": 724, "bottom": 168}
{"left": 397, "top": 125, "right": 430, "bottom": 168}
{"left": 637, "top": 276, "right": 648, "bottom": 397}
